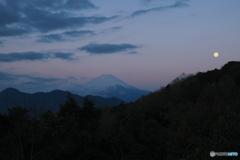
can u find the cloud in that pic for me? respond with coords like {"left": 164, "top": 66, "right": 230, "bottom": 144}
{"left": 36, "top": 34, "right": 65, "bottom": 43}
{"left": 23, "top": 7, "right": 117, "bottom": 32}
{"left": 97, "top": 26, "right": 122, "bottom": 35}
{"left": 79, "top": 43, "right": 139, "bottom": 54}
{"left": 110, "top": 26, "right": 122, "bottom": 30}
{"left": 0, "top": 71, "right": 66, "bottom": 92}
{"left": 142, "top": 0, "right": 153, "bottom": 3}
{"left": 0, "top": 2, "right": 21, "bottom": 26}
{"left": 0, "top": 26, "right": 32, "bottom": 37}
{"left": 131, "top": 0, "right": 190, "bottom": 17}
{"left": 24, "top": 7, "right": 117, "bottom": 32}
{"left": 32, "top": 0, "right": 97, "bottom": 11}
{"left": 0, "top": 52, "right": 50, "bottom": 62}
{"left": 0, "top": 72, "right": 16, "bottom": 81}
{"left": 63, "top": 30, "right": 95, "bottom": 37}
{"left": 0, "top": 71, "right": 63, "bottom": 83}
{"left": 0, "top": 52, "right": 74, "bottom": 62}
{"left": 1, "top": 0, "right": 96, "bottom": 13}
{"left": 22, "top": 75, "right": 64, "bottom": 83}
{"left": 0, "top": 0, "right": 117, "bottom": 36}
{"left": 36, "top": 30, "right": 95, "bottom": 43}
{"left": 53, "top": 52, "right": 74, "bottom": 60}
{"left": 0, "top": 40, "right": 4, "bottom": 47}
{"left": 128, "top": 51, "right": 138, "bottom": 54}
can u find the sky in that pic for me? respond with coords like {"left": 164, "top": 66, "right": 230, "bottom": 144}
{"left": 0, "top": 0, "right": 239, "bottom": 92}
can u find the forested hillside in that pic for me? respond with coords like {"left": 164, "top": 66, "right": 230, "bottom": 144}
{"left": 0, "top": 61, "right": 239, "bottom": 160}
{"left": 0, "top": 89, "right": 125, "bottom": 113}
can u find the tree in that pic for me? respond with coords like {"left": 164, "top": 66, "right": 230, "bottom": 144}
{"left": 82, "top": 96, "right": 95, "bottom": 108}
{"left": 58, "top": 93, "right": 81, "bottom": 119}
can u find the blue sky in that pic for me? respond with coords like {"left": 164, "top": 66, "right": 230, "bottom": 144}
{"left": 0, "top": 0, "right": 239, "bottom": 92}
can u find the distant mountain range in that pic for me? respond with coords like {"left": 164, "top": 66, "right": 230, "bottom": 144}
{"left": 0, "top": 88, "right": 125, "bottom": 113}
{"left": 71, "top": 74, "right": 150, "bottom": 102}
{"left": 0, "top": 74, "right": 149, "bottom": 113}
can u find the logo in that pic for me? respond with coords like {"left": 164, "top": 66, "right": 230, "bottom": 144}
{"left": 210, "top": 151, "right": 215, "bottom": 157}
{"left": 210, "top": 151, "right": 238, "bottom": 157}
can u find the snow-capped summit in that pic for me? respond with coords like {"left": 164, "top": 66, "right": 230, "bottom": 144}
{"left": 83, "top": 74, "right": 134, "bottom": 90}
{"left": 74, "top": 74, "right": 149, "bottom": 102}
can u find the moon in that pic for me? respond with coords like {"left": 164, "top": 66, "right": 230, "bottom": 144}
{"left": 213, "top": 52, "right": 219, "bottom": 57}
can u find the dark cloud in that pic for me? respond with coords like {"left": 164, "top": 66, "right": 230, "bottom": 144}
{"left": 0, "top": 26, "right": 31, "bottom": 37}
{"left": 97, "top": 26, "right": 122, "bottom": 35}
{"left": 0, "top": 52, "right": 74, "bottom": 62}
{"left": 0, "top": 52, "right": 50, "bottom": 62}
{"left": 2, "top": 0, "right": 96, "bottom": 12}
{"left": 53, "top": 52, "right": 74, "bottom": 60}
{"left": 0, "top": 71, "right": 66, "bottom": 92}
{"left": 110, "top": 26, "right": 122, "bottom": 30}
{"left": 22, "top": 75, "right": 64, "bottom": 83}
{"left": 24, "top": 5, "right": 117, "bottom": 32}
{"left": 36, "top": 30, "right": 95, "bottom": 43}
{"left": 63, "top": 30, "right": 95, "bottom": 37}
{"left": 131, "top": 0, "right": 190, "bottom": 17}
{"left": 0, "top": 41, "right": 4, "bottom": 47}
{"left": 79, "top": 43, "right": 139, "bottom": 54}
{"left": 0, "top": 3, "right": 20, "bottom": 26}
{"left": 24, "top": 7, "right": 116, "bottom": 32}
{"left": 33, "top": 0, "right": 97, "bottom": 11}
{"left": 0, "top": 72, "right": 15, "bottom": 81}
{"left": 0, "top": 0, "right": 116, "bottom": 36}
{"left": 36, "top": 34, "right": 65, "bottom": 43}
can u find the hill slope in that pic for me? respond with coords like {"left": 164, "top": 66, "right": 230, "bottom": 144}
{"left": 0, "top": 88, "right": 125, "bottom": 113}
{"left": 100, "top": 61, "right": 240, "bottom": 159}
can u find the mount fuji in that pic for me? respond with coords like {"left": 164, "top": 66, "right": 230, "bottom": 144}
{"left": 72, "top": 75, "right": 149, "bottom": 102}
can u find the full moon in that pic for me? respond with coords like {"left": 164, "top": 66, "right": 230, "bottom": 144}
{"left": 213, "top": 52, "right": 219, "bottom": 57}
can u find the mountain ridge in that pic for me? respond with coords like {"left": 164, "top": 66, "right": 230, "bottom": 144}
{"left": 0, "top": 88, "right": 125, "bottom": 113}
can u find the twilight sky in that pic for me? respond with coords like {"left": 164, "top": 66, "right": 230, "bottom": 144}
{"left": 0, "top": 0, "right": 239, "bottom": 92}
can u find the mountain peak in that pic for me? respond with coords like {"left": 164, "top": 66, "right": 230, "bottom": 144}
{"left": 98, "top": 74, "right": 116, "bottom": 78}
{"left": 84, "top": 74, "right": 134, "bottom": 90}
{"left": 1, "top": 87, "right": 21, "bottom": 94}
{"left": 74, "top": 74, "right": 149, "bottom": 102}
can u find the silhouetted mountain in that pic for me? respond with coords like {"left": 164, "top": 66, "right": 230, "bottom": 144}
{"left": 73, "top": 74, "right": 149, "bottom": 102}
{"left": 0, "top": 88, "right": 125, "bottom": 113}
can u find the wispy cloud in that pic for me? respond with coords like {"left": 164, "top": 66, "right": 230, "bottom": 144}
{"left": 53, "top": 52, "right": 74, "bottom": 60}
{"left": 0, "top": 71, "right": 67, "bottom": 92}
{"left": 131, "top": 0, "right": 190, "bottom": 17}
{"left": 36, "top": 34, "right": 65, "bottom": 43}
{"left": 63, "top": 30, "right": 95, "bottom": 37}
{"left": 79, "top": 43, "right": 139, "bottom": 54}
{"left": 36, "top": 30, "right": 95, "bottom": 43}
{"left": 142, "top": 0, "right": 153, "bottom": 4}
{"left": 0, "top": 72, "right": 64, "bottom": 84}
{"left": 0, "top": 52, "right": 74, "bottom": 62}
{"left": 0, "top": 72, "right": 16, "bottom": 81}
{"left": 0, "top": 40, "right": 4, "bottom": 47}
{"left": 128, "top": 51, "right": 138, "bottom": 54}
{"left": 0, "top": 26, "right": 32, "bottom": 37}
{"left": 22, "top": 75, "right": 64, "bottom": 83}
{"left": 110, "top": 26, "right": 122, "bottom": 31}
{"left": 32, "top": 0, "right": 97, "bottom": 11}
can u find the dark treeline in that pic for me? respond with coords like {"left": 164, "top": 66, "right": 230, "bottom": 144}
{"left": 0, "top": 61, "right": 240, "bottom": 160}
